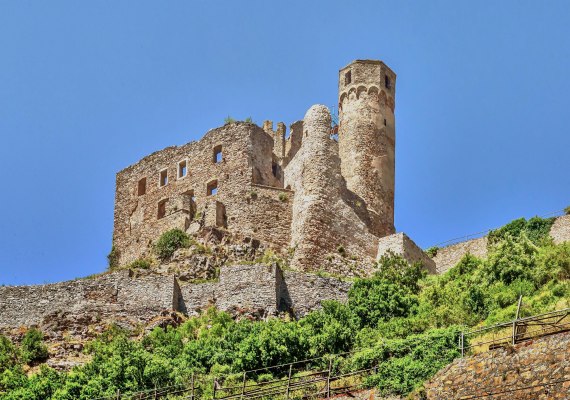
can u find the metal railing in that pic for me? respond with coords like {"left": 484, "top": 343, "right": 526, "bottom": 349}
{"left": 460, "top": 307, "right": 570, "bottom": 356}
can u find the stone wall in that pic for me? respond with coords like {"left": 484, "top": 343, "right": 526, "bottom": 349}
{"left": 377, "top": 232, "right": 436, "bottom": 273}
{"left": 431, "top": 214, "right": 570, "bottom": 274}
{"left": 0, "top": 265, "right": 353, "bottom": 331}
{"left": 431, "top": 237, "right": 488, "bottom": 274}
{"left": 284, "top": 105, "right": 379, "bottom": 273}
{"left": 0, "top": 271, "right": 177, "bottom": 330}
{"left": 113, "top": 122, "right": 286, "bottom": 266}
{"left": 424, "top": 332, "right": 570, "bottom": 399}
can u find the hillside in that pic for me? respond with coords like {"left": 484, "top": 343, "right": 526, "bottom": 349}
{"left": 1, "top": 213, "right": 570, "bottom": 399}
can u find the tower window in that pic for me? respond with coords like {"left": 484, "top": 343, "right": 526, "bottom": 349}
{"left": 384, "top": 119, "right": 387, "bottom": 126}
{"left": 159, "top": 169, "right": 168, "bottom": 187}
{"left": 137, "top": 178, "right": 146, "bottom": 196}
{"left": 345, "top": 71, "right": 352, "bottom": 85}
{"left": 385, "top": 75, "right": 392, "bottom": 89}
{"left": 207, "top": 179, "right": 218, "bottom": 196}
{"left": 157, "top": 199, "right": 168, "bottom": 219}
{"left": 213, "top": 145, "right": 222, "bottom": 164}
{"left": 178, "top": 160, "right": 187, "bottom": 178}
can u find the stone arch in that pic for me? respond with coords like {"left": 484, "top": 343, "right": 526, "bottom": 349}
{"left": 356, "top": 85, "right": 368, "bottom": 99}
{"left": 348, "top": 87, "right": 357, "bottom": 100}
{"left": 378, "top": 90, "right": 388, "bottom": 107}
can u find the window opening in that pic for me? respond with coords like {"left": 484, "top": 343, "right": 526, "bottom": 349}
{"left": 178, "top": 160, "right": 187, "bottom": 178}
{"left": 159, "top": 169, "right": 168, "bottom": 187}
{"left": 157, "top": 199, "right": 168, "bottom": 219}
{"left": 345, "top": 70, "right": 352, "bottom": 85}
{"left": 207, "top": 180, "right": 218, "bottom": 196}
{"left": 213, "top": 145, "right": 222, "bottom": 164}
{"left": 137, "top": 178, "right": 146, "bottom": 196}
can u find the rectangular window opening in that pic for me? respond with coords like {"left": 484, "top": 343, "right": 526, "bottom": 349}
{"left": 178, "top": 160, "right": 187, "bottom": 178}
{"left": 207, "top": 180, "right": 218, "bottom": 196}
{"left": 385, "top": 75, "right": 392, "bottom": 89}
{"left": 345, "top": 71, "right": 352, "bottom": 85}
{"left": 384, "top": 119, "right": 387, "bottom": 126}
{"left": 157, "top": 199, "right": 168, "bottom": 219}
{"left": 137, "top": 178, "right": 147, "bottom": 196}
{"left": 213, "top": 145, "right": 222, "bottom": 164}
{"left": 159, "top": 169, "right": 168, "bottom": 187}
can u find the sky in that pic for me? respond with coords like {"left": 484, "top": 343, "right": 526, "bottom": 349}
{"left": 0, "top": 1, "right": 569, "bottom": 285}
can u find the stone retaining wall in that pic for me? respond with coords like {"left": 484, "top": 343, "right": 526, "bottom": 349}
{"left": 0, "top": 265, "right": 352, "bottom": 330}
{"left": 424, "top": 332, "right": 570, "bottom": 399}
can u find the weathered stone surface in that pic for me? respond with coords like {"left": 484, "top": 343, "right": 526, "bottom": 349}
{"left": 424, "top": 332, "right": 570, "bottom": 399}
{"left": 112, "top": 60, "right": 398, "bottom": 275}
{"left": 377, "top": 232, "right": 436, "bottom": 273}
{"left": 550, "top": 214, "right": 570, "bottom": 245}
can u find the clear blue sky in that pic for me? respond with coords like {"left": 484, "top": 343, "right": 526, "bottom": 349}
{"left": 1, "top": 1, "right": 569, "bottom": 285}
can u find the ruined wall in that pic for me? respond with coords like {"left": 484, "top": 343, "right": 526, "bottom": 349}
{"left": 432, "top": 236, "right": 488, "bottom": 274}
{"left": 550, "top": 214, "right": 570, "bottom": 244}
{"left": 0, "top": 271, "right": 177, "bottom": 330}
{"left": 281, "top": 271, "right": 352, "bottom": 317}
{"left": 425, "top": 332, "right": 570, "bottom": 399}
{"left": 432, "top": 215, "right": 570, "bottom": 273}
{"left": 338, "top": 60, "right": 396, "bottom": 237}
{"left": 284, "top": 105, "right": 379, "bottom": 273}
{"left": 377, "top": 233, "right": 436, "bottom": 273}
{"left": 113, "top": 123, "right": 285, "bottom": 266}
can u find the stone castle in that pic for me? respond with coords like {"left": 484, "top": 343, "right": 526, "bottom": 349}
{"left": 112, "top": 60, "right": 423, "bottom": 275}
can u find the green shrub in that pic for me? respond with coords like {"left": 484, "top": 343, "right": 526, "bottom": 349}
{"left": 565, "top": 206, "right": 570, "bottom": 215}
{"left": 107, "top": 245, "right": 120, "bottom": 270}
{"left": 278, "top": 192, "right": 288, "bottom": 202}
{"left": 20, "top": 329, "right": 48, "bottom": 364}
{"left": 127, "top": 258, "right": 152, "bottom": 270}
{"left": 154, "top": 229, "right": 191, "bottom": 260}
{"left": 488, "top": 216, "right": 555, "bottom": 246}
{"left": 425, "top": 246, "right": 439, "bottom": 257}
{"left": 244, "top": 117, "right": 253, "bottom": 123}
{"left": 224, "top": 116, "right": 236, "bottom": 124}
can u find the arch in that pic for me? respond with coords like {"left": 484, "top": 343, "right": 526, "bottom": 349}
{"left": 378, "top": 90, "right": 388, "bottom": 107}
{"left": 356, "top": 85, "right": 367, "bottom": 99}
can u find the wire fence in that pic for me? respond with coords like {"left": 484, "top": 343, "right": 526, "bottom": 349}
{"left": 427, "top": 208, "right": 567, "bottom": 249}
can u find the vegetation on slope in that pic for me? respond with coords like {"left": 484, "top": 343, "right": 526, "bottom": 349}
{"left": 1, "top": 217, "right": 569, "bottom": 399}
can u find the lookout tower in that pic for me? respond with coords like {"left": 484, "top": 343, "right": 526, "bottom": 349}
{"left": 337, "top": 60, "right": 396, "bottom": 237}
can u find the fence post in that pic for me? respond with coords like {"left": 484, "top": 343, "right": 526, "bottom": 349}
{"left": 460, "top": 331, "right": 464, "bottom": 357}
{"left": 241, "top": 371, "right": 247, "bottom": 398}
{"left": 326, "top": 358, "right": 332, "bottom": 399}
{"left": 154, "top": 384, "right": 157, "bottom": 399}
{"left": 285, "top": 363, "right": 293, "bottom": 399}
{"left": 191, "top": 372, "right": 195, "bottom": 400}
{"left": 212, "top": 377, "right": 217, "bottom": 399}
{"left": 116, "top": 389, "right": 120, "bottom": 400}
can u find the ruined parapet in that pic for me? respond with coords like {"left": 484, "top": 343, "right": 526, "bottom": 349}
{"left": 263, "top": 120, "right": 287, "bottom": 160}
{"left": 283, "top": 120, "right": 304, "bottom": 168}
{"left": 338, "top": 60, "right": 396, "bottom": 237}
{"left": 377, "top": 232, "right": 436, "bottom": 273}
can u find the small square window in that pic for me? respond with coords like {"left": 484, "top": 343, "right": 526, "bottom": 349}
{"left": 178, "top": 160, "right": 187, "bottom": 178}
{"left": 159, "top": 169, "right": 168, "bottom": 187}
{"left": 213, "top": 145, "right": 222, "bottom": 164}
{"left": 345, "top": 70, "right": 352, "bottom": 85}
{"left": 207, "top": 180, "right": 218, "bottom": 196}
{"left": 137, "top": 178, "right": 146, "bottom": 196}
{"left": 385, "top": 75, "right": 392, "bottom": 89}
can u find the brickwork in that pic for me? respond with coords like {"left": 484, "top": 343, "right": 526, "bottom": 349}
{"left": 424, "top": 332, "right": 570, "bottom": 399}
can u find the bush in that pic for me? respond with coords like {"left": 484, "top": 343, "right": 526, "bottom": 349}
{"left": 127, "top": 258, "right": 152, "bottom": 270}
{"left": 488, "top": 216, "right": 555, "bottom": 246}
{"left": 20, "top": 329, "right": 48, "bottom": 364}
{"left": 107, "top": 245, "right": 120, "bottom": 270}
{"left": 278, "top": 192, "right": 288, "bottom": 202}
{"left": 154, "top": 229, "right": 191, "bottom": 260}
{"left": 565, "top": 206, "right": 570, "bottom": 215}
{"left": 425, "top": 246, "right": 439, "bottom": 257}
{"left": 224, "top": 116, "right": 236, "bottom": 124}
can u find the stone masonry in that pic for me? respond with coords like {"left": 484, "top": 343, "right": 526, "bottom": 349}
{"left": 112, "top": 60, "right": 408, "bottom": 274}
{"left": 424, "top": 331, "right": 570, "bottom": 399}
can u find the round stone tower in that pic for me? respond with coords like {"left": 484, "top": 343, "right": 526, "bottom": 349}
{"left": 337, "top": 60, "right": 396, "bottom": 237}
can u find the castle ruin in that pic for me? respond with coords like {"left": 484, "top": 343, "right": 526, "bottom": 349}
{"left": 112, "top": 60, "right": 432, "bottom": 274}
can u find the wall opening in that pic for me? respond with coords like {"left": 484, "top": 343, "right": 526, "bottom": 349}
{"left": 137, "top": 178, "right": 147, "bottom": 196}
{"left": 385, "top": 75, "right": 392, "bottom": 89}
{"left": 159, "top": 169, "right": 168, "bottom": 187}
{"left": 213, "top": 145, "right": 223, "bottom": 164}
{"left": 157, "top": 199, "right": 168, "bottom": 219}
{"left": 384, "top": 119, "right": 387, "bottom": 126}
{"left": 345, "top": 70, "right": 352, "bottom": 85}
{"left": 216, "top": 201, "right": 227, "bottom": 228}
{"left": 207, "top": 180, "right": 218, "bottom": 196}
{"left": 178, "top": 160, "right": 187, "bottom": 178}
